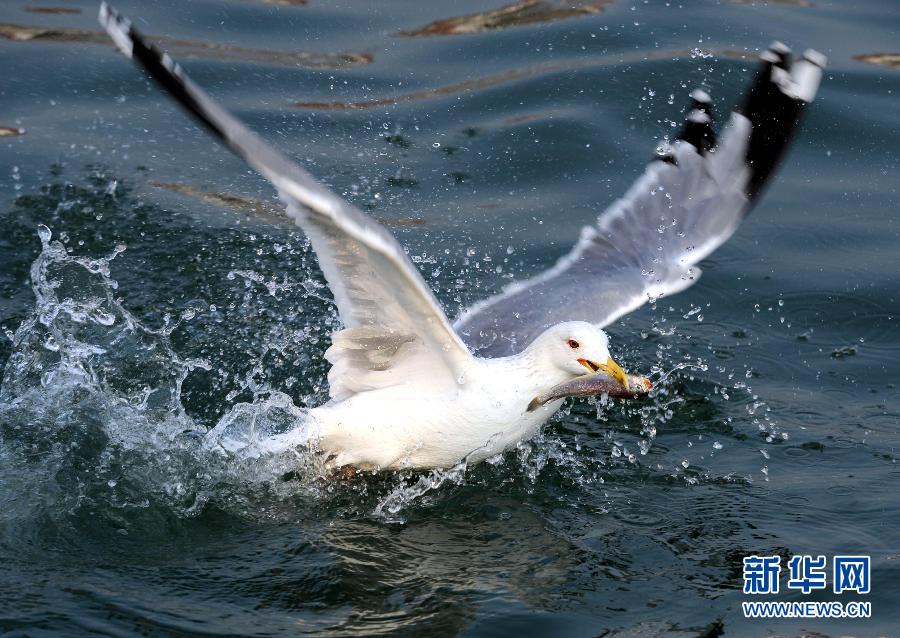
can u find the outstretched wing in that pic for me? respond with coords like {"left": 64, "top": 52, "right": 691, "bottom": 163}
{"left": 455, "top": 44, "right": 825, "bottom": 357}
{"left": 98, "top": 3, "right": 474, "bottom": 401}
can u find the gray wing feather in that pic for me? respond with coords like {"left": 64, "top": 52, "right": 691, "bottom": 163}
{"left": 455, "top": 45, "right": 824, "bottom": 357}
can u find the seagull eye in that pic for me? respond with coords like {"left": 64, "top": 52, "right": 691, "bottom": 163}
{"left": 567, "top": 339, "right": 580, "bottom": 349}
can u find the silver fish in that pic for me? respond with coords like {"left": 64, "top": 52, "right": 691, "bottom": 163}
{"left": 527, "top": 372, "right": 652, "bottom": 412}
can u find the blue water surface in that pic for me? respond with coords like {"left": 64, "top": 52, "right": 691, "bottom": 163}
{"left": 1, "top": 1, "right": 898, "bottom": 636}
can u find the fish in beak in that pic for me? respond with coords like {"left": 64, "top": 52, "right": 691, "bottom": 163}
{"left": 528, "top": 358, "right": 651, "bottom": 412}
{"left": 577, "top": 356, "right": 628, "bottom": 388}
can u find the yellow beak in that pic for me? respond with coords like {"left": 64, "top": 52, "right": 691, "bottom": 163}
{"left": 578, "top": 356, "right": 629, "bottom": 389}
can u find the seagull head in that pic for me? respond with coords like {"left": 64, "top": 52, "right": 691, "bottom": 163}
{"left": 528, "top": 321, "right": 628, "bottom": 387}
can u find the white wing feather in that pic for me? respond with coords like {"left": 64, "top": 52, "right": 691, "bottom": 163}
{"left": 99, "top": 4, "right": 824, "bottom": 370}
{"left": 98, "top": 3, "right": 474, "bottom": 401}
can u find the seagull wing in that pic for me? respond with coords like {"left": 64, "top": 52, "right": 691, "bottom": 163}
{"left": 98, "top": 3, "right": 474, "bottom": 401}
{"left": 455, "top": 44, "right": 825, "bottom": 357}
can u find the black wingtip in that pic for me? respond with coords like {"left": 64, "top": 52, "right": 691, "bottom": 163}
{"left": 653, "top": 43, "right": 823, "bottom": 203}
{"left": 655, "top": 88, "right": 717, "bottom": 164}
{"left": 677, "top": 104, "right": 717, "bottom": 154}
{"left": 98, "top": 3, "right": 229, "bottom": 145}
{"left": 737, "top": 42, "right": 825, "bottom": 202}
{"left": 684, "top": 109, "right": 716, "bottom": 153}
{"left": 689, "top": 88, "right": 712, "bottom": 114}
{"left": 98, "top": 2, "right": 133, "bottom": 58}
{"left": 767, "top": 41, "right": 792, "bottom": 69}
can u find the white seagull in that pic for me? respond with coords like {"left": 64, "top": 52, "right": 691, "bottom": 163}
{"left": 98, "top": 4, "right": 824, "bottom": 470}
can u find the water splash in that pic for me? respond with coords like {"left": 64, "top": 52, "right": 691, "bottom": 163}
{"left": 650, "top": 360, "right": 709, "bottom": 386}
{"left": 0, "top": 226, "right": 767, "bottom": 526}
{"left": 374, "top": 460, "right": 468, "bottom": 520}
{"left": 1, "top": 228, "right": 602, "bottom": 523}
{"left": 0, "top": 228, "right": 324, "bottom": 523}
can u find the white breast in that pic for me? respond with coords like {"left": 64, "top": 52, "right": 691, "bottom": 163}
{"left": 311, "top": 358, "right": 564, "bottom": 470}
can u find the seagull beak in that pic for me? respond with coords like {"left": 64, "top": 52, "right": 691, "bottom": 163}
{"left": 578, "top": 356, "right": 629, "bottom": 389}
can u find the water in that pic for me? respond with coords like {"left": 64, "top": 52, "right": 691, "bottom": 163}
{"left": 2, "top": 0, "right": 898, "bottom": 635}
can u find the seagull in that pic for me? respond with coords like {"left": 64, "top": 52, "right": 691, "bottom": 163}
{"left": 98, "top": 4, "right": 824, "bottom": 470}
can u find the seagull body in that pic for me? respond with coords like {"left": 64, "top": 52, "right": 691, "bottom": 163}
{"left": 312, "top": 323, "right": 611, "bottom": 469}
{"left": 98, "top": 4, "right": 824, "bottom": 471}
{"left": 310, "top": 354, "right": 563, "bottom": 469}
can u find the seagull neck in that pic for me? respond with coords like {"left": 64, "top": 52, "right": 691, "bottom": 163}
{"left": 498, "top": 344, "right": 572, "bottom": 390}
